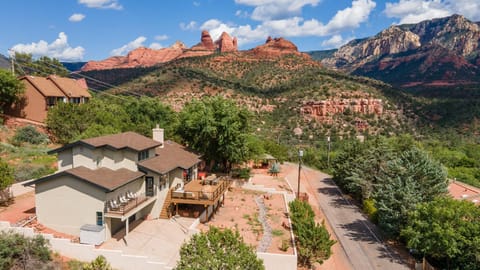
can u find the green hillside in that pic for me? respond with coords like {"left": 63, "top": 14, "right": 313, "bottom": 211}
{"left": 80, "top": 53, "right": 413, "bottom": 143}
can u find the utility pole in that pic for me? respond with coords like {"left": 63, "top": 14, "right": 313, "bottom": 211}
{"left": 327, "top": 136, "right": 331, "bottom": 168}
{"left": 297, "top": 149, "right": 303, "bottom": 199}
{"left": 8, "top": 49, "right": 15, "bottom": 75}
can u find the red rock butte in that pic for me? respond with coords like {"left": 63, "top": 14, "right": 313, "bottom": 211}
{"left": 81, "top": 31, "right": 307, "bottom": 71}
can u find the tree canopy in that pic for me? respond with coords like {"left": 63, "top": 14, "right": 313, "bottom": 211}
{"left": 0, "top": 69, "right": 24, "bottom": 112}
{"left": 402, "top": 197, "right": 480, "bottom": 269}
{"left": 46, "top": 96, "right": 177, "bottom": 144}
{"left": 177, "top": 96, "right": 255, "bottom": 171}
{"left": 175, "top": 227, "right": 264, "bottom": 270}
{"left": 332, "top": 137, "right": 448, "bottom": 237}
{"left": 14, "top": 52, "right": 69, "bottom": 77}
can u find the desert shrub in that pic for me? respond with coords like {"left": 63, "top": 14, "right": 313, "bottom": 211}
{"left": 0, "top": 232, "right": 52, "bottom": 269}
{"left": 231, "top": 168, "right": 251, "bottom": 179}
{"left": 14, "top": 164, "right": 55, "bottom": 181}
{"left": 363, "top": 198, "right": 378, "bottom": 223}
{"left": 12, "top": 126, "right": 49, "bottom": 145}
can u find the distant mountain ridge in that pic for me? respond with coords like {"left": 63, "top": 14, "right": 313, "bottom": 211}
{"left": 81, "top": 31, "right": 309, "bottom": 71}
{"left": 312, "top": 14, "right": 480, "bottom": 88}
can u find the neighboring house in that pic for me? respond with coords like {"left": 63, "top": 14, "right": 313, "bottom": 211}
{"left": 25, "top": 126, "right": 201, "bottom": 240}
{"left": 5, "top": 75, "right": 91, "bottom": 123}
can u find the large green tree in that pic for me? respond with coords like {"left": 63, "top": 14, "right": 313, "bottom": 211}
{"left": 46, "top": 99, "right": 131, "bottom": 143}
{"left": 0, "top": 69, "right": 24, "bottom": 112}
{"left": 402, "top": 197, "right": 480, "bottom": 270}
{"left": 374, "top": 147, "right": 448, "bottom": 236}
{"left": 175, "top": 227, "right": 264, "bottom": 270}
{"left": 178, "top": 96, "right": 254, "bottom": 171}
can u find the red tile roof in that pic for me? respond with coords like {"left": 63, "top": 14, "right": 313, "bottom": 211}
{"left": 138, "top": 140, "right": 201, "bottom": 174}
{"left": 25, "top": 166, "right": 144, "bottom": 192}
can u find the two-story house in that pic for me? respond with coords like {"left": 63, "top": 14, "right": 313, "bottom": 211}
{"left": 25, "top": 126, "right": 201, "bottom": 241}
{"left": 6, "top": 75, "right": 91, "bottom": 123}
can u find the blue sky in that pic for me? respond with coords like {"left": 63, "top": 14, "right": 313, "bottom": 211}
{"left": 1, "top": 0, "right": 479, "bottom": 61}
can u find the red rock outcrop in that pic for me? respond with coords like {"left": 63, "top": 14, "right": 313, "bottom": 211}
{"left": 214, "top": 32, "right": 238, "bottom": 53}
{"left": 250, "top": 36, "right": 309, "bottom": 58}
{"left": 301, "top": 99, "right": 383, "bottom": 118}
{"left": 191, "top": 30, "right": 215, "bottom": 51}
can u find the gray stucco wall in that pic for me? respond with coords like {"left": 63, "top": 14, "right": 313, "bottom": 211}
{"left": 35, "top": 175, "right": 106, "bottom": 236}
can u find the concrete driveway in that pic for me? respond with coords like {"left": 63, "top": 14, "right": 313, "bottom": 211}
{"left": 100, "top": 217, "right": 196, "bottom": 268}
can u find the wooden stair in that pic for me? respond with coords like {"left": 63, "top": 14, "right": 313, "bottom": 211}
{"left": 159, "top": 189, "right": 173, "bottom": 219}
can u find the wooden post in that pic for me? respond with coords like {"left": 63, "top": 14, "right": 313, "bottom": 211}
{"left": 206, "top": 205, "right": 209, "bottom": 221}
{"left": 126, "top": 219, "right": 129, "bottom": 236}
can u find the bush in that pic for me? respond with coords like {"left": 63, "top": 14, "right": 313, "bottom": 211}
{"left": 12, "top": 126, "right": 49, "bottom": 145}
{"left": 0, "top": 232, "right": 52, "bottom": 269}
{"left": 363, "top": 198, "right": 378, "bottom": 223}
{"left": 14, "top": 164, "right": 55, "bottom": 182}
{"left": 231, "top": 168, "right": 251, "bottom": 179}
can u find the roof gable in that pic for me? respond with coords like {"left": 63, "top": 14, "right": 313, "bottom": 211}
{"left": 21, "top": 76, "right": 65, "bottom": 97}
{"left": 48, "top": 75, "right": 91, "bottom": 98}
{"left": 49, "top": 131, "right": 161, "bottom": 154}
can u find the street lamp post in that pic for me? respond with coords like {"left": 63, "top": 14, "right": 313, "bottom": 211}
{"left": 297, "top": 149, "right": 303, "bottom": 199}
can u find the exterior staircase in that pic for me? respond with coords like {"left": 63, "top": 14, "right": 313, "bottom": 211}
{"left": 159, "top": 189, "right": 173, "bottom": 219}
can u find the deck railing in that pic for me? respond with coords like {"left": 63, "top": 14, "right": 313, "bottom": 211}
{"left": 171, "top": 179, "right": 230, "bottom": 202}
{"left": 105, "top": 190, "right": 156, "bottom": 215}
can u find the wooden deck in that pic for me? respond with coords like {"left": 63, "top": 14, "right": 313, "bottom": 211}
{"left": 170, "top": 177, "right": 230, "bottom": 206}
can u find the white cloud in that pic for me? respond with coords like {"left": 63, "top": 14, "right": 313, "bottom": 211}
{"left": 69, "top": 13, "right": 86, "bottom": 22}
{"left": 11, "top": 32, "right": 85, "bottom": 61}
{"left": 235, "top": 0, "right": 321, "bottom": 21}
{"left": 193, "top": 1, "right": 200, "bottom": 6}
{"left": 201, "top": 0, "right": 376, "bottom": 46}
{"left": 149, "top": 43, "right": 164, "bottom": 50}
{"left": 154, "top": 35, "right": 169, "bottom": 41}
{"left": 384, "top": 0, "right": 480, "bottom": 24}
{"left": 110, "top": 36, "right": 146, "bottom": 56}
{"left": 321, "top": 35, "right": 353, "bottom": 49}
{"left": 180, "top": 21, "right": 198, "bottom": 31}
{"left": 78, "top": 0, "right": 122, "bottom": 10}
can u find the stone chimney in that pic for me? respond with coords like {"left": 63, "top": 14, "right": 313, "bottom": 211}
{"left": 152, "top": 124, "right": 164, "bottom": 148}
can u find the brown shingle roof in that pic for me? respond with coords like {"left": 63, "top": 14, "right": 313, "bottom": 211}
{"left": 138, "top": 140, "right": 201, "bottom": 174}
{"left": 21, "top": 76, "right": 65, "bottom": 97}
{"left": 81, "top": 132, "right": 161, "bottom": 151}
{"left": 24, "top": 166, "right": 144, "bottom": 192}
{"left": 50, "top": 132, "right": 162, "bottom": 154}
{"left": 48, "top": 75, "right": 92, "bottom": 98}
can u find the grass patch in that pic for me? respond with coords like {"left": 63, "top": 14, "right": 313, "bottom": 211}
{"left": 272, "top": 229, "right": 284, "bottom": 237}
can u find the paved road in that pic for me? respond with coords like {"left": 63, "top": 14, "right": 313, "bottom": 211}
{"left": 284, "top": 163, "right": 410, "bottom": 270}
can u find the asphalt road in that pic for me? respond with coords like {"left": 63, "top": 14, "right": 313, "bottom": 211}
{"left": 284, "top": 163, "right": 410, "bottom": 270}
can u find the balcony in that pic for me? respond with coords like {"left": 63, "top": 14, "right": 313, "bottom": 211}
{"left": 171, "top": 176, "right": 231, "bottom": 205}
{"left": 105, "top": 191, "right": 157, "bottom": 221}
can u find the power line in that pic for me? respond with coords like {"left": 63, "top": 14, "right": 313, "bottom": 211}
{"left": 16, "top": 57, "right": 146, "bottom": 98}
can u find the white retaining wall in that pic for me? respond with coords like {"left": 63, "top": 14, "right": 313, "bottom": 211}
{"left": 0, "top": 221, "right": 170, "bottom": 270}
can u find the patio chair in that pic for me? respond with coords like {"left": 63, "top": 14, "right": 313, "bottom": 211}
{"left": 127, "top": 191, "right": 136, "bottom": 200}
{"left": 109, "top": 200, "right": 119, "bottom": 210}
{"left": 119, "top": 195, "right": 128, "bottom": 204}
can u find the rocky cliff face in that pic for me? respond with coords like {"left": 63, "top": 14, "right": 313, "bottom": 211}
{"left": 250, "top": 36, "right": 309, "bottom": 58}
{"left": 82, "top": 31, "right": 240, "bottom": 71}
{"left": 319, "top": 14, "right": 480, "bottom": 87}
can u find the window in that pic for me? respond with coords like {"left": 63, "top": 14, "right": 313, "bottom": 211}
{"left": 46, "top": 97, "right": 56, "bottom": 107}
{"left": 69, "top": 97, "right": 81, "bottom": 104}
{"left": 159, "top": 175, "right": 168, "bottom": 190}
{"left": 96, "top": 211, "right": 103, "bottom": 226}
{"left": 138, "top": 150, "right": 149, "bottom": 161}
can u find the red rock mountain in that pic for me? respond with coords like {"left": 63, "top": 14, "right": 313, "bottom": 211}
{"left": 81, "top": 31, "right": 304, "bottom": 71}
{"left": 249, "top": 36, "right": 308, "bottom": 58}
